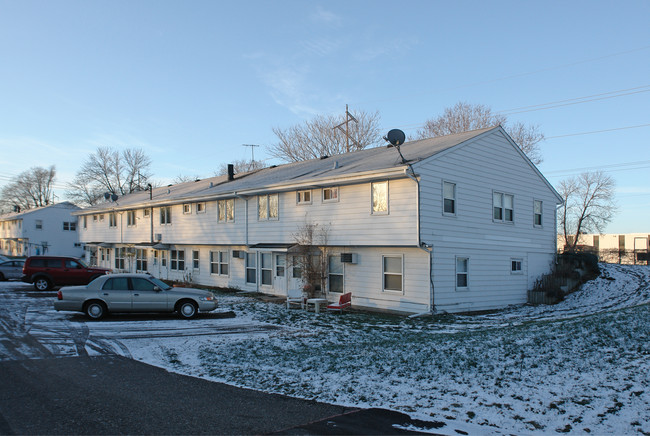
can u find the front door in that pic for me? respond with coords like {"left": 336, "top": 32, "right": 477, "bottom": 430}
{"left": 288, "top": 255, "right": 303, "bottom": 295}
{"left": 274, "top": 254, "right": 287, "bottom": 295}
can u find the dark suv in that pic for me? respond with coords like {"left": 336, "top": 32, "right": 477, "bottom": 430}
{"left": 22, "top": 256, "right": 111, "bottom": 291}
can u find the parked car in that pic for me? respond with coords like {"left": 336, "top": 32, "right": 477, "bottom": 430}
{"left": 0, "top": 259, "right": 25, "bottom": 281}
{"left": 22, "top": 256, "right": 111, "bottom": 291}
{"left": 54, "top": 273, "right": 218, "bottom": 320}
{"left": 0, "top": 255, "right": 9, "bottom": 262}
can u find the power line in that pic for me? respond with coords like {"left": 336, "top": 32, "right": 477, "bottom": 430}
{"left": 545, "top": 123, "right": 650, "bottom": 139}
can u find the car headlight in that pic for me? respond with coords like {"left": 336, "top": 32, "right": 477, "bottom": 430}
{"left": 199, "top": 295, "right": 215, "bottom": 301}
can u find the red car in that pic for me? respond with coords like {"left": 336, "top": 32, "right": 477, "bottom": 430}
{"left": 22, "top": 256, "right": 111, "bottom": 291}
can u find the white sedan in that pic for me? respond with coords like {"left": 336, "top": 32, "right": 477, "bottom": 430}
{"left": 54, "top": 273, "right": 218, "bottom": 320}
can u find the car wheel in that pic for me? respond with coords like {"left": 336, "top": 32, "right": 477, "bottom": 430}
{"left": 177, "top": 300, "right": 198, "bottom": 319}
{"left": 84, "top": 301, "right": 106, "bottom": 320}
{"left": 34, "top": 277, "right": 52, "bottom": 291}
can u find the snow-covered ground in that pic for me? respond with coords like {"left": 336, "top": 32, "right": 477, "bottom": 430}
{"left": 2, "top": 263, "right": 649, "bottom": 435}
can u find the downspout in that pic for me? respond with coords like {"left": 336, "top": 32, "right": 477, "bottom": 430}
{"left": 148, "top": 184, "right": 153, "bottom": 244}
{"left": 403, "top": 167, "right": 436, "bottom": 316}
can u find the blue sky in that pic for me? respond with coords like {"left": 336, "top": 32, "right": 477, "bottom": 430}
{"left": 0, "top": 0, "right": 648, "bottom": 233}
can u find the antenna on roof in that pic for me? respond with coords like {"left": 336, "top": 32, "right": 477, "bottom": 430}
{"left": 333, "top": 104, "right": 361, "bottom": 153}
{"left": 242, "top": 144, "right": 260, "bottom": 171}
{"left": 383, "top": 129, "right": 407, "bottom": 164}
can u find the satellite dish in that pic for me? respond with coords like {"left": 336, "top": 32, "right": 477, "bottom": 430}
{"left": 111, "top": 194, "right": 118, "bottom": 202}
{"left": 104, "top": 192, "right": 111, "bottom": 200}
{"left": 385, "top": 129, "right": 406, "bottom": 146}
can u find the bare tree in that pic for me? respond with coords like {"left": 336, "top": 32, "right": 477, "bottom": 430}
{"left": 0, "top": 165, "right": 56, "bottom": 211}
{"left": 292, "top": 220, "right": 330, "bottom": 299}
{"left": 417, "top": 102, "right": 544, "bottom": 165}
{"left": 269, "top": 110, "right": 382, "bottom": 163}
{"left": 558, "top": 171, "right": 616, "bottom": 252}
{"left": 67, "top": 147, "right": 153, "bottom": 206}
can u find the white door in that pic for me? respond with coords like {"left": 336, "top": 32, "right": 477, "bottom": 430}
{"left": 274, "top": 254, "right": 287, "bottom": 295}
{"left": 288, "top": 255, "right": 304, "bottom": 295}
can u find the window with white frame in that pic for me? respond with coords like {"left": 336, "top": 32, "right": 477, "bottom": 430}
{"left": 143, "top": 208, "right": 150, "bottom": 217}
{"left": 196, "top": 202, "right": 206, "bottom": 214}
{"left": 63, "top": 222, "right": 76, "bottom": 231}
{"left": 160, "top": 206, "right": 172, "bottom": 225}
{"left": 245, "top": 252, "right": 256, "bottom": 283}
{"left": 260, "top": 253, "right": 272, "bottom": 286}
{"left": 371, "top": 181, "right": 388, "bottom": 214}
{"left": 323, "top": 187, "right": 339, "bottom": 202}
{"left": 382, "top": 255, "right": 403, "bottom": 292}
{"left": 210, "top": 251, "right": 229, "bottom": 276}
{"left": 83, "top": 216, "right": 87, "bottom": 229}
{"left": 534, "top": 200, "right": 543, "bottom": 226}
{"left": 328, "top": 255, "right": 344, "bottom": 293}
{"left": 192, "top": 250, "right": 200, "bottom": 270}
{"left": 109, "top": 213, "right": 117, "bottom": 228}
{"left": 456, "top": 257, "right": 469, "bottom": 290}
{"left": 493, "top": 192, "right": 514, "bottom": 222}
{"left": 127, "top": 210, "right": 136, "bottom": 226}
{"left": 114, "top": 247, "right": 126, "bottom": 270}
{"left": 161, "top": 251, "right": 167, "bottom": 268}
{"left": 93, "top": 215, "right": 98, "bottom": 222}
{"left": 218, "top": 199, "right": 235, "bottom": 222}
{"left": 275, "top": 255, "right": 285, "bottom": 278}
{"left": 35, "top": 220, "right": 43, "bottom": 230}
{"left": 171, "top": 249, "right": 185, "bottom": 270}
{"left": 136, "top": 249, "right": 147, "bottom": 271}
{"left": 511, "top": 258, "right": 523, "bottom": 274}
{"left": 258, "top": 194, "right": 279, "bottom": 220}
{"left": 183, "top": 204, "right": 191, "bottom": 214}
{"left": 443, "top": 181, "right": 456, "bottom": 215}
{"left": 297, "top": 190, "right": 312, "bottom": 205}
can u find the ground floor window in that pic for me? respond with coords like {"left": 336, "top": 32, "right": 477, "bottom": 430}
{"left": 382, "top": 255, "right": 403, "bottom": 292}
{"left": 456, "top": 257, "right": 469, "bottom": 289}
{"left": 192, "top": 250, "right": 200, "bottom": 270}
{"left": 328, "top": 255, "right": 343, "bottom": 293}
{"left": 161, "top": 251, "right": 167, "bottom": 268}
{"left": 246, "top": 252, "right": 256, "bottom": 283}
{"left": 171, "top": 249, "right": 185, "bottom": 271}
{"left": 260, "top": 252, "right": 272, "bottom": 286}
{"left": 210, "top": 251, "right": 229, "bottom": 276}
{"left": 511, "top": 258, "right": 523, "bottom": 274}
{"left": 136, "top": 249, "right": 147, "bottom": 272}
{"left": 275, "top": 255, "right": 285, "bottom": 278}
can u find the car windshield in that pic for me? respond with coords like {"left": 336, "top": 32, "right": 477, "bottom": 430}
{"left": 148, "top": 276, "right": 172, "bottom": 291}
{"left": 76, "top": 258, "right": 89, "bottom": 268}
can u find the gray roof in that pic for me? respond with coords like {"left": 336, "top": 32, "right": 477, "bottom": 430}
{"left": 79, "top": 126, "right": 499, "bottom": 213}
{"left": 0, "top": 201, "right": 80, "bottom": 220}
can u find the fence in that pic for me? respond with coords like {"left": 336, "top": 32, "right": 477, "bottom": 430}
{"left": 560, "top": 248, "right": 649, "bottom": 266}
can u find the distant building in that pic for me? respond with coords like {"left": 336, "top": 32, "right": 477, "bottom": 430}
{"left": 558, "top": 233, "right": 650, "bottom": 265}
{"left": 0, "top": 202, "right": 83, "bottom": 257}
{"left": 75, "top": 126, "right": 562, "bottom": 314}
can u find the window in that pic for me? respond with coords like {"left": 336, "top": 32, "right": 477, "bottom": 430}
{"left": 328, "top": 255, "right": 344, "bottom": 293}
{"left": 456, "top": 257, "right": 469, "bottom": 290}
{"left": 131, "top": 277, "right": 156, "bottom": 291}
{"left": 183, "top": 204, "right": 191, "bottom": 214}
{"left": 260, "top": 253, "right": 272, "bottom": 286}
{"left": 127, "top": 210, "right": 136, "bottom": 226}
{"left": 275, "top": 255, "right": 285, "bottom": 278}
{"left": 258, "top": 194, "right": 279, "bottom": 220}
{"left": 192, "top": 250, "right": 200, "bottom": 270}
{"left": 493, "top": 192, "right": 514, "bottom": 222}
{"left": 83, "top": 216, "right": 87, "bottom": 229}
{"left": 102, "top": 277, "right": 129, "bottom": 291}
{"left": 161, "top": 251, "right": 167, "bottom": 268}
{"left": 382, "top": 255, "right": 403, "bottom": 292}
{"left": 115, "top": 247, "right": 126, "bottom": 270}
{"left": 292, "top": 257, "right": 302, "bottom": 279}
{"left": 136, "top": 249, "right": 148, "bottom": 272}
{"left": 534, "top": 200, "right": 543, "bottom": 226}
{"left": 171, "top": 249, "right": 185, "bottom": 271}
{"left": 297, "top": 190, "right": 312, "bottom": 205}
{"left": 246, "top": 252, "right": 256, "bottom": 283}
{"left": 63, "top": 222, "right": 76, "bottom": 231}
{"left": 35, "top": 220, "right": 43, "bottom": 230}
{"left": 323, "top": 187, "right": 339, "bottom": 202}
{"left": 210, "top": 251, "right": 229, "bottom": 276}
{"left": 371, "top": 181, "right": 388, "bottom": 214}
{"left": 443, "top": 181, "right": 456, "bottom": 215}
{"left": 109, "top": 213, "right": 117, "bottom": 228}
{"left": 143, "top": 208, "right": 150, "bottom": 217}
{"left": 160, "top": 207, "right": 172, "bottom": 225}
{"left": 511, "top": 258, "right": 523, "bottom": 274}
{"left": 196, "top": 202, "right": 206, "bottom": 214}
{"left": 93, "top": 215, "right": 98, "bottom": 222}
{"left": 99, "top": 214, "right": 104, "bottom": 222}
{"left": 218, "top": 199, "right": 235, "bottom": 222}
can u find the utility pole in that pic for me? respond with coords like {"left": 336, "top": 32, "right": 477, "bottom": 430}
{"left": 333, "top": 104, "right": 360, "bottom": 153}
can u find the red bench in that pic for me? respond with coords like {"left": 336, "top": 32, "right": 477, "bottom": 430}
{"left": 327, "top": 292, "right": 352, "bottom": 313}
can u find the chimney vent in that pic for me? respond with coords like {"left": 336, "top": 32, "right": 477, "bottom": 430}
{"left": 227, "top": 164, "right": 234, "bottom": 181}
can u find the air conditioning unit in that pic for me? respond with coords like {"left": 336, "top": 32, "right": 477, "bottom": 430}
{"left": 232, "top": 250, "right": 245, "bottom": 259}
{"left": 155, "top": 233, "right": 162, "bottom": 241}
{"left": 340, "top": 253, "right": 358, "bottom": 264}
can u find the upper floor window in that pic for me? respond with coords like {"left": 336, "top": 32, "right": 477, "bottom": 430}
{"left": 99, "top": 214, "right": 105, "bottom": 222}
{"left": 83, "top": 216, "right": 87, "bottom": 229}
{"left": 109, "top": 213, "right": 117, "bottom": 228}
{"left": 183, "top": 204, "right": 191, "bottom": 214}
{"left": 443, "top": 181, "right": 456, "bottom": 215}
{"left": 93, "top": 215, "right": 98, "bottom": 222}
{"left": 196, "top": 202, "right": 206, "bottom": 214}
{"left": 160, "top": 206, "right": 172, "bottom": 225}
{"left": 534, "top": 200, "right": 543, "bottom": 226}
{"left": 63, "top": 221, "right": 76, "bottom": 231}
{"left": 127, "top": 210, "right": 136, "bottom": 226}
{"left": 35, "top": 220, "right": 43, "bottom": 230}
{"left": 218, "top": 199, "right": 235, "bottom": 222}
{"left": 371, "top": 181, "right": 388, "bottom": 214}
{"left": 493, "top": 192, "right": 514, "bottom": 223}
{"left": 297, "top": 190, "right": 312, "bottom": 205}
{"left": 323, "top": 187, "right": 339, "bottom": 202}
{"left": 143, "top": 208, "right": 150, "bottom": 217}
{"left": 258, "top": 194, "right": 279, "bottom": 220}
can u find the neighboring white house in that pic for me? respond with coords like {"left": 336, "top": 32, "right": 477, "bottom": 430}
{"left": 74, "top": 126, "right": 563, "bottom": 314}
{"left": 0, "top": 202, "right": 83, "bottom": 257}
{"left": 558, "top": 233, "right": 650, "bottom": 265}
